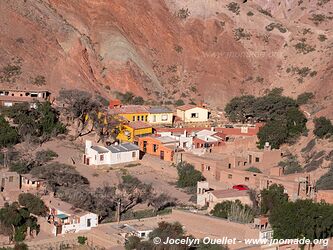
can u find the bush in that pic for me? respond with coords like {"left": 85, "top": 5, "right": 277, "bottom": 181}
{"left": 278, "top": 155, "right": 302, "bottom": 175}
{"left": 316, "top": 168, "right": 333, "bottom": 190}
{"left": 258, "top": 8, "right": 272, "bottom": 17}
{"left": 176, "top": 162, "right": 205, "bottom": 188}
{"left": 177, "top": 8, "right": 190, "bottom": 19}
{"left": 313, "top": 117, "right": 333, "bottom": 138}
{"left": 265, "top": 23, "right": 287, "bottom": 33}
{"left": 318, "top": 34, "right": 327, "bottom": 42}
{"left": 211, "top": 200, "right": 254, "bottom": 223}
{"left": 174, "top": 99, "right": 185, "bottom": 106}
{"left": 296, "top": 92, "right": 314, "bottom": 105}
{"left": 227, "top": 2, "right": 240, "bottom": 15}
{"left": 245, "top": 167, "right": 262, "bottom": 173}
{"left": 294, "top": 41, "right": 315, "bottom": 54}
{"left": 0, "top": 115, "right": 19, "bottom": 148}
{"left": 301, "top": 139, "right": 316, "bottom": 153}
{"left": 234, "top": 28, "right": 251, "bottom": 41}
{"left": 35, "top": 149, "right": 58, "bottom": 165}
{"left": 247, "top": 11, "right": 254, "bottom": 16}
{"left": 77, "top": 236, "right": 87, "bottom": 245}
{"left": 18, "top": 193, "right": 47, "bottom": 216}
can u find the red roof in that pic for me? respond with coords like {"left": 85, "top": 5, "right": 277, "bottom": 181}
{"left": 176, "top": 104, "right": 198, "bottom": 111}
{"left": 126, "top": 121, "right": 152, "bottom": 130}
{"left": 109, "top": 105, "right": 149, "bottom": 114}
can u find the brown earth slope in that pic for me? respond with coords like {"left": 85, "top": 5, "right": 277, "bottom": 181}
{"left": 0, "top": 0, "right": 332, "bottom": 115}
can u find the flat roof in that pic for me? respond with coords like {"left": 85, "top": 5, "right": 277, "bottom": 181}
{"left": 148, "top": 106, "right": 172, "bottom": 114}
{"left": 109, "top": 105, "right": 149, "bottom": 115}
{"left": 155, "top": 136, "right": 178, "bottom": 144}
{"left": 211, "top": 189, "right": 249, "bottom": 199}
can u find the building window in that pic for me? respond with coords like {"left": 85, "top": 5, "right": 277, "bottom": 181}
{"left": 141, "top": 115, "right": 144, "bottom": 121}
{"left": 87, "top": 218, "right": 91, "bottom": 227}
{"left": 9, "top": 176, "right": 13, "bottom": 182}
{"left": 132, "top": 151, "right": 136, "bottom": 158}
{"left": 228, "top": 174, "right": 232, "bottom": 179}
{"left": 161, "top": 114, "right": 168, "bottom": 121}
{"left": 153, "top": 115, "right": 156, "bottom": 122}
{"left": 132, "top": 116, "right": 135, "bottom": 121}
{"left": 100, "top": 154, "right": 104, "bottom": 161}
{"left": 191, "top": 113, "right": 199, "bottom": 118}
{"left": 228, "top": 163, "right": 231, "bottom": 169}
{"left": 153, "top": 144, "right": 157, "bottom": 152}
{"left": 245, "top": 177, "right": 250, "bottom": 182}
{"left": 137, "top": 115, "right": 140, "bottom": 121}
{"left": 145, "top": 115, "right": 148, "bottom": 121}
{"left": 255, "top": 157, "right": 260, "bottom": 162}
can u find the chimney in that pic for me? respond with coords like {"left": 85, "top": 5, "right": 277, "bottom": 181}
{"left": 85, "top": 140, "right": 92, "bottom": 149}
{"left": 184, "top": 130, "right": 187, "bottom": 136}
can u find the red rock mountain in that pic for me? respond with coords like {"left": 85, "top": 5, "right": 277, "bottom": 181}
{"left": 0, "top": 0, "right": 332, "bottom": 116}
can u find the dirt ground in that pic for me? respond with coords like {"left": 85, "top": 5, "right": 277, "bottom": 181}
{"left": 24, "top": 138, "right": 191, "bottom": 204}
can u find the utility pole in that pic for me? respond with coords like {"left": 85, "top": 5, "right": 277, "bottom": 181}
{"left": 116, "top": 199, "right": 121, "bottom": 224}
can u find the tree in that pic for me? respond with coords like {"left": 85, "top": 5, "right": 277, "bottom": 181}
{"left": 257, "top": 120, "right": 288, "bottom": 149}
{"left": 176, "top": 162, "right": 205, "bottom": 188}
{"left": 224, "top": 95, "right": 256, "bottom": 122}
{"left": 0, "top": 202, "right": 39, "bottom": 242}
{"left": 77, "top": 236, "right": 87, "bottom": 245}
{"left": 211, "top": 200, "right": 254, "bottom": 223}
{"left": 125, "top": 236, "right": 141, "bottom": 250}
{"left": 148, "top": 193, "right": 176, "bottom": 212}
{"left": 260, "top": 184, "right": 288, "bottom": 215}
{"left": 149, "top": 221, "right": 185, "bottom": 242}
{"left": 269, "top": 199, "right": 333, "bottom": 245}
{"left": 278, "top": 154, "right": 302, "bottom": 175}
{"left": 2, "top": 102, "right": 65, "bottom": 143}
{"left": 314, "top": 117, "right": 333, "bottom": 139}
{"left": 18, "top": 193, "right": 47, "bottom": 216}
{"left": 0, "top": 115, "right": 19, "bottom": 148}
{"left": 57, "top": 89, "right": 100, "bottom": 136}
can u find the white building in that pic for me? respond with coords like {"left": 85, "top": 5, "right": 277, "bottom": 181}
{"left": 44, "top": 195, "right": 98, "bottom": 236}
{"left": 176, "top": 105, "right": 209, "bottom": 123}
{"left": 84, "top": 140, "right": 139, "bottom": 166}
{"left": 147, "top": 106, "right": 173, "bottom": 125}
{"left": 156, "top": 131, "right": 193, "bottom": 150}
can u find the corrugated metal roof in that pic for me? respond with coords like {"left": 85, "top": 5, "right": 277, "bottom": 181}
{"left": 107, "top": 143, "right": 139, "bottom": 153}
{"left": 91, "top": 146, "right": 109, "bottom": 154}
{"left": 148, "top": 106, "right": 172, "bottom": 114}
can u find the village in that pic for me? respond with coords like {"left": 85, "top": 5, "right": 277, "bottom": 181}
{"left": 1, "top": 88, "right": 333, "bottom": 250}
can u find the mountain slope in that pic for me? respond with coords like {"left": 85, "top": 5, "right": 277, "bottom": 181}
{"left": 0, "top": 0, "right": 332, "bottom": 116}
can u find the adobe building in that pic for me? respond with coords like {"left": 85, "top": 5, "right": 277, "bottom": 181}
{"left": 0, "top": 171, "right": 20, "bottom": 192}
{"left": 0, "top": 89, "right": 51, "bottom": 108}
{"left": 197, "top": 181, "right": 252, "bottom": 211}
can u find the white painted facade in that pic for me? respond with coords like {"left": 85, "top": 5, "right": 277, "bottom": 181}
{"left": 176, "top": 107, "right": 208, "bottom": 123}
{"left": 84, "top": 140, "right": 139, "bottom": 166}
{"left": 147, "top": 113, "right": 173, "bottom": 125}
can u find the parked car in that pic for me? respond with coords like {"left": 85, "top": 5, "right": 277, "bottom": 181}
{"left": 232, "top": 184, "right": 249, "bottom": 190}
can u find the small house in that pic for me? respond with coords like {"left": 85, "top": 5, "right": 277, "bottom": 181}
{"left": 44, "top": 195, "right": 98, "bottom": 236}
{"left": 0, "top": 89, "right": 51, "bottom": 108}
{"left": 117, "top": 121, "right": 152, "bottom": 142}
{"left": 138, "top": 135, "right": 181, "bottom": 161}
{"left": 176, "top": 105, "right": 209, "bottom": 123}
{"left": 147, "top": 106, "right": 173, "bottom": 125}
{"left": 84, "top": 140, "right": 140, "bottom": 166}
{"left": 20, "top": 174, "right": 46, "bottom": 191}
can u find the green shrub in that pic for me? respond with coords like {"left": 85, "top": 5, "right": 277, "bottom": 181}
{"left": 174, "top": 99, "right": 185, "bottom": 106}
{"left": 227, "top": 2, "right": 240, "bottom": 15}
{"left": 245, "top": 167, "right": 262, "bottom": 173}
{"left": 313, "top": 117, "right": 333, "bottom": 138}
{"left": 176, "top": 162, "right": 205, "bottom": 188}
{"left": 77, "top": 236, "right": 87, "bottom": 245}
{"left": 278, "top": 155, "right": 302, "bottom": 174}
{"left": 296, "top": 92, "right": 314, "bottom": 105}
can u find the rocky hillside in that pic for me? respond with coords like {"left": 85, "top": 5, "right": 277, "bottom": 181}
{"left": 0, "top": 0, "right": 332, "bottom": 116}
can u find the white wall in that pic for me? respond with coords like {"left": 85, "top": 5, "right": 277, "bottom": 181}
{"left": 110, "top": 150, "right": 139, "bottom": 164}
{"left": 148, "top": 113, "right": 173, "bottom": 124}
{"left": 177, "top": 107, "right": 208, "bottom": 123}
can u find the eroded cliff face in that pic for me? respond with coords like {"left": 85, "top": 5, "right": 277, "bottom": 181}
{"left": 0, "top": 0, "right": 332, "bottom": 115}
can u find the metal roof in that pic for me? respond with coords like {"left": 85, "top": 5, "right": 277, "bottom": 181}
{"left": 148, "top": 106, "right": 172, "bottom": 114}
{"left": 107, "top": 143, "right": 139, "bottom": 153}
{"left": 91, "top": 146, "right": 109, "bottom": 154}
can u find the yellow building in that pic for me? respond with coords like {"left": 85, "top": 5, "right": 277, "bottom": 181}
{"left": 109, "top": 105, "right": 149, "bottom": 122}
{"left": 117, "top": 121, "right": 153, "bottom": 142}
